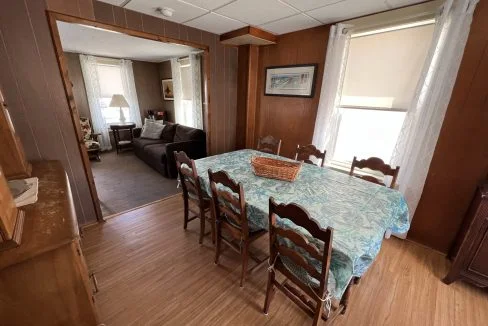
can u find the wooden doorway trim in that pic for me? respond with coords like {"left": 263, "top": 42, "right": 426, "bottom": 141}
{"left": 46, "top": 11, "right": 212, "bottom": 223}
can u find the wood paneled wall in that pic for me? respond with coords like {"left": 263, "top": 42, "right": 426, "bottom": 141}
{"left": 408, "top": 0, "right": 488, "bottom": 253}
{"left": 0, "top": 0, "right": 238, "bottom": 225}
{"left": 256, "top": 26, "right": 330, "bottom": 158}
{"left": 132, "top": 60, "right": 165, "bottom": 118}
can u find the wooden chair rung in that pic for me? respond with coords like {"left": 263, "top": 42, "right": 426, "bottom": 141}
{"left": 275, "top": 280, "right": 315, "bottom": 318}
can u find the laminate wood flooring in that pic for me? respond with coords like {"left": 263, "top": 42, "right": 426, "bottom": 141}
{"left": 82, "top": 195, "right": 488, "bottom": 325}
{"left": 90, "top": 151, "right": 180, "bottom": 217}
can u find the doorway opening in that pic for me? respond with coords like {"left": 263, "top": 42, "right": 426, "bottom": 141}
{"left": 48, "top": 13, "right": 210, "bottom": 221}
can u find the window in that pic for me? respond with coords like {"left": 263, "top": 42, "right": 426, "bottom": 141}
{"left": 332, "top": 21, "right": 435, "bottom": 163}
{"left": 96, "top": 62, "right": 129, "bottom": 125}
{"left": 178, "top": 58, "right": 195, "bottom": 127}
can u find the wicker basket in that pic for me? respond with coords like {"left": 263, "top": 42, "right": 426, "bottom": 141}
{"left": 251, "top": 156, "right": 302, "bottom": 182}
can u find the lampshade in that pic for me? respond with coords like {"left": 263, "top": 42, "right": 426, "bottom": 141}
{"left": 109, "top": 94, "right": 129, "bottom": 108}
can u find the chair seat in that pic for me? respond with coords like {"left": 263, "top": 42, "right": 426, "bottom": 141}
{"left": 84, "top": 140, "right": 100, "bottom": 150}
{"left": 222, "top": 215, "right": 263, "bottom": 234}
{"left": 118, "top": 140, "right": 132, "bottom": 145}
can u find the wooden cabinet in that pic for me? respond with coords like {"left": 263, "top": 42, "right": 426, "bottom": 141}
{"left": 444, "top": 183, "right": 488, "bottom": 287}
{"left": 0, "top": 161, "right": 100, "bottom": 325}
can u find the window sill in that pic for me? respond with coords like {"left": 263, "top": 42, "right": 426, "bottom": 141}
{"left": 326, "top": 160, "right": 385, "bottom": 179}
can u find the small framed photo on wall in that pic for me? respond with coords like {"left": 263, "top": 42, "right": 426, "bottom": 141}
{"left": 264, "top": 64, "right": 318, "bottom": 98}
{"left": 161, "top": 79, "right": 174, "bottom": 101}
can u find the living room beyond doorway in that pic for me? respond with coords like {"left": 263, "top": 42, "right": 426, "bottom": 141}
{"left": 55, "top": 17, "right": 208, "bottom": 219}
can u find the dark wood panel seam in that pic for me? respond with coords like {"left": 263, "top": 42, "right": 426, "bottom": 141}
{"left": 0, "top": 28, "right": 41, "bottom": 158}
{"left": 25, "top": 2, "right": 87, "bottom": 223}
{"left": 460, "top": 41, "right": 488, "bottom": 110}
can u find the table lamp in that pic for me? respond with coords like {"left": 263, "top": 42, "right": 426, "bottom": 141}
{"left": 109, "top": 94, "right": 129, "bottom": 123}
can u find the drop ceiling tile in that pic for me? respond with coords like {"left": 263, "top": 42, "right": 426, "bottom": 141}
{"left": 125, "top": 0, "right": 208, "bottom": 24}
{"left": 179, "top": 0, "right": 236, "bottom": 11}
{"left": 385, "top": 0, "right": 425, "bottom": 8}
{"left": 186, "top": 12, "right": 247, "bottom": 34}
{"left": 280, "top": 0, "right": 345, "bottom": 12}
{"left": 215, "top": 0, "right": 298, "bottom": 26}
{"left": 260, "top": 14, "right": 321, "bottom": 35}
{"left": 307, "top": 0, "right": 389, "bottom": 24}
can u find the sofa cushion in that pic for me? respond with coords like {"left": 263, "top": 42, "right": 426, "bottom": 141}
{"left": 174, "top": 125, "right": 205, "bottom": 142}
{"left": 141, "top": 120, "right": 165, "bottom": 139}
{"left": 161, "top": 122, "right": 177, "bottom": 142}
{"left": 145, "top": 144, "right": 168, "bottom": 164}
{"left": 133, "top": 137, "right": 166, "bottom": 150}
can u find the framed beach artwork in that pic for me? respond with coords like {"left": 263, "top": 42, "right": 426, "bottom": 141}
{"left": 161, "top": 79, "right": 174, "bottom": 101}
{"left": 264, "top": 64, "right": 318, "bottom": 98}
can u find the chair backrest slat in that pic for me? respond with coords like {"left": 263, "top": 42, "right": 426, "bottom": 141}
{"left": 276, "top": 244, "right": 322, "bottom": 281}
{"left": 274, "top": 227, "right": 322, "bottom": 261}
{"left": 209, "top": 170, "right": 249, "bottom": 234}
{"left": 294, "top": 144, "right": 326, "bottom": 167}
{"left": 268, "top": 197, "right": 333, "bottom": 298}
{"left": 257, "top": 135, "right": 282, "bottom": 155}
{"left": 349, "top": 156, "right": 400, "bottom": 189}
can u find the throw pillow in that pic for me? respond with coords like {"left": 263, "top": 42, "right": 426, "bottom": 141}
{"left": 141, "top": 120, "right": 165, "bottom": 139}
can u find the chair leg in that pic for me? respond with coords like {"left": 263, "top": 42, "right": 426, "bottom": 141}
{"left": 240, "top": 242, "right": 249, "bottom": 287}
{"left": 199, "top": 207, "right": 205, "bottom": 244}
{"left": 210, "top": 216, "right": 216, "bottom": 245}
{"left": 340, "top": 280, "right": 353, "bottom": 315}
{"left": 312, "top": 300, "right": 325, "bottom": 326}
{"left": 263, "top": 269, "right": 275, "bottom": 314}
{"left": 214, "top": 222, "right": 222, "bottom": 264}
{"left": 183, "top": 197, "right": 189, "bottom": 230}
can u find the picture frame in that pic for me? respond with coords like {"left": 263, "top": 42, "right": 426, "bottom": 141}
{"left": 264, "top": 64, "right": 318, "bottom": 98}
{"left": 161, "top": 79, "right": 174, "bottom": 101}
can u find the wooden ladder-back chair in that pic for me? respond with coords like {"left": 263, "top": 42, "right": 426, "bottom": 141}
{"left": 349, "top": 156, "right": 400, "bottom": 189}
{"left": 208, "top": 169, "right": 267, "bottom": 287}
{"left": 295, "top": 144, "right": 326, "bottom": 167}
{"left": 264, "top": 198, "right": 348, "bottom": 325}
{"left": 257, "top": 135, "right": 282, "bottom": 155}
{"left": 174, "top": 151, "right": 214, "bottom": 244}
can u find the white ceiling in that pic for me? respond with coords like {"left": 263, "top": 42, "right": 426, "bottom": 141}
{"left": 57, "top": 21, "right": 196, "bottom": 62}
{"left": 99, "top": 0, "right": 427, "bottom": 35}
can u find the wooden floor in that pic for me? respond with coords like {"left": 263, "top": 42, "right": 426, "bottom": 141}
{"left": 83, "top": 195, "right": 488, "bottom": 326}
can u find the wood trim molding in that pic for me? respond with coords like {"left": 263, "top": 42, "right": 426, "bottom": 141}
{"left": 245, "top": 45, "right": 259, "bottom": 148}
{"left": 220, "top": 26, "right": 277, "bottom": 46}
{"left": 48, "top": 11, "right": 209, "bottom": 51}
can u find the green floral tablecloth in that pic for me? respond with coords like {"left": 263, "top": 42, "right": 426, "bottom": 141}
{"left": 195, "top": 149, "right": 410, "bottom": 299}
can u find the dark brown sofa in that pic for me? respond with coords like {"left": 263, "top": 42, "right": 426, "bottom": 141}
{"left": 133, "top": 122, "right": 206, "bottom": 178}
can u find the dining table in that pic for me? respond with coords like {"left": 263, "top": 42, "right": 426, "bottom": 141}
{"left": 194, "top": 149, "right": 410, "bottom": 300}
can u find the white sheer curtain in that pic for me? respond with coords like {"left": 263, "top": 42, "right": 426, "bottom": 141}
{"left": 80, "top": 55, "right": 143, "bottom": 150}
{"left": 120, "top": 59, "right": 142, "bottom": 128}
{"left": 171, "top": 58, "right": 184, "bottom": 125}
{"left": 79, "top": 54, "right": 111, "bottom": 150}
{"left": 312, "top": 24, "right": 351, "bottom": 162}
{"left": 171, "top": 55, "right": 203, "bottom": 129}
{"left": 390, "top": 0, "right": 479, "bottom": 227}
{"left": 189, "top": 53, "right": 203, "bottom": 129}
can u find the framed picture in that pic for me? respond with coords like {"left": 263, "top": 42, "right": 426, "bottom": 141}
{"left": 264, "top": 64, "right": 318, "bottom": 98}
{"left": 161, "top": 79, "right": 174, "bottom": 101}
